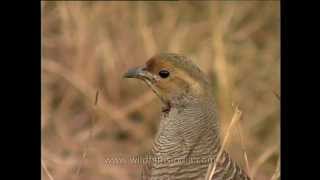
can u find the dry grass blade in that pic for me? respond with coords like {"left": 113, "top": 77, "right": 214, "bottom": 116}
{"left": 210, "top": 3, "right": 235, "bottom": 124}
{"left": 237, "top": 122, "right": 251, "bottom": 177}
{"left": 75, "top": 150, "right": 88, "bottom": 177}
{"left": 75, "top": 89, "right": 99, "bottom": 177}
{"left": 137, "top": 2, "right": 157, "bottom": 57}
{"left": 41, "top": 158, "right": 55, "bottom": 180}
{"left": 270, "top": 155, "right": 280, "bottom": 180}
{"left": 94, "top": 89, "right": 99, "bottom": 106}
{"left": 251, "top": 146, "right": 278, "bottom": 179}
{"left": 272, "top": 90, "right": 280, "bottom": 101}
{"left": 205, "top": 105, "right": 243, "bottom": 180}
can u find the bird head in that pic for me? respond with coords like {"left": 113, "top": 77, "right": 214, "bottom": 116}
{"left": 124, "top": 53, "right": 212, "bottom": 111}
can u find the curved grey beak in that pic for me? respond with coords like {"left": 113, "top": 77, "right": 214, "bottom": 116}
{"left": 123, "top": 66, "right": 145, "bottom": 79}
{"left": 123, "top": 66, "right": 156, "bottom": 83}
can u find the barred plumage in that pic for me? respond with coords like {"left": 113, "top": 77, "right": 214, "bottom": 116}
{"left": 125, "top": 53, "right": 250, "bottom": 180}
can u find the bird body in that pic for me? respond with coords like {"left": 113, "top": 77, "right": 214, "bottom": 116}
{"left": 124, "top": 53, "right": 250, "bottom": 180}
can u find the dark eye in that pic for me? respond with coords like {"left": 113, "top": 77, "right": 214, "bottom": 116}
{"left": 159, "top": 70, "right": 170, "bottom": 78}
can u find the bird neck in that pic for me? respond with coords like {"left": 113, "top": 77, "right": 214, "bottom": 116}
{"left": 153, "top": 96, "right": 221, "bottom": 161}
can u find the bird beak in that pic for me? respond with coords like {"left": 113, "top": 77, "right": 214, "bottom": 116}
{"left": 124, "top": 66, "right": 153, "bottom": 80}
{"left": 123, "top": 66, "right": 144, "bottom": 78}
{"left": 124, "top": 66, "right": 157, "bottom": 83}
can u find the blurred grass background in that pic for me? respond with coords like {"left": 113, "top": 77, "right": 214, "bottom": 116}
{"left": 41, "top": 1, "right": 280, "bottom": 180}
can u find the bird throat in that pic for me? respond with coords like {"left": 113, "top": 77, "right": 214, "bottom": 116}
{"left": 143, "top": 79, "right": 172, "bottom": 114}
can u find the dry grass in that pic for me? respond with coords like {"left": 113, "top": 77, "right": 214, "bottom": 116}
{"left": 205, "top": 105, "right": 243, "bottom": 180}
{"left": 41, "top": 1, "right": 280, "bottom": 180}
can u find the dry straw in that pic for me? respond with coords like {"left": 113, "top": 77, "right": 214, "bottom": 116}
{"left": 205, "top": 105, "right": 245, "bottom": 180}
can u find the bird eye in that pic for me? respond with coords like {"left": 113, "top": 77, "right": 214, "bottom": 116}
{"left": 159, "top": 70, "right": 170, "bottom": 78}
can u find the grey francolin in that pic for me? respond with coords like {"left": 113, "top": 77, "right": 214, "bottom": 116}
{"left": 124, "top": 53, "right": 250, "bottom": 180}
